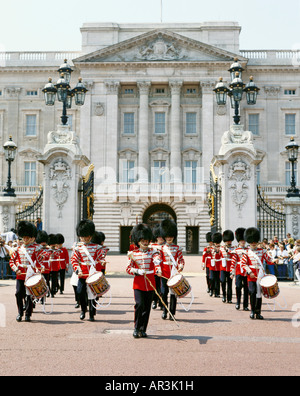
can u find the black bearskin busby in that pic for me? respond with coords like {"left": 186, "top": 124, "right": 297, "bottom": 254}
{"left": 235, "top": 228, "right": 246, "bottom": 243}
{"left": 223, "top": 230, "right": 234, "bottom": 243}
{"left": 36, "top": 230, "right": 48, "bottom": 244}
{"left": 206, "top": 232, "right": 212, "bottom": 243}
{"left": 212, "top": 232, "right": 222, "bottom": 244}
{"left": 56, "top": 233, "right": 65, "bottom": 244}
{"left": 17, "top": 221, "right": 35, "bottom": 238}
{"left": 131, "top": 223, "right": 153, "bottom": 246}
{"left": 76, "top": 220, "right": 95, "bottom": 238}
{"left": 91, "top": 231, "right": 105, "bottom": 245}
{"left": 244, "top": 227, "right": 260, "bottom": 244}
{"left": 48, "top": 234, "right": 58, "bottom": 246}
{"left": 152, "top": 223, "right": 164, "bottom": 241}
{"left": 160, "top": 219, "right": 178, "bottom": 239}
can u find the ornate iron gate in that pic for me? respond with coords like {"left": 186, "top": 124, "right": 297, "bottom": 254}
{"left": 207, "top": 164, "right": 222, "bottom": 234}
{"left": 81, "top": 164, "right": 94, "bottom": 220}
{"left": 15, "top": 187, "right": 43, "bottom": 227}
{"left": 257, "top": 186, "right": 286, "bottom": 241}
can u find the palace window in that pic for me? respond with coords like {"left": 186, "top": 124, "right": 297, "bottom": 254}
{"left": 184, "top": 161, "right": 198, "bottom": 184}
{"left": 25, "top": 114, "right": 37, "bottom": 136}
{"left": 249, "top": 114, "right": 260, "bottom": 135}
{"left": 124, "top": 113, "right": 135, "bottom": 135}
{"left": 152, "top": 160, "right": 167, "bottom": 183}
{"left": 155, "top": 112, "right": 166, "bottom": 134}
{"left": 186, "top": 112, "right": 197, "bottom": 135}
{"left": 24, "top": 161, "right": 37, "bottom": 186}
{"left": 120, "top": 159, "right": 135, "bottom": 183}
{"left": 285, "top": 114, "right": 296, "bottom": 135}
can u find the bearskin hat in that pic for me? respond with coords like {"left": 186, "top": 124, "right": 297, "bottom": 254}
{"left": 160, "top": 219, "right": 178, "bottom": 239}
{"left": 91, "top": 231, "right": 105, "bottom": 245}
{"left": 131, "top": 223, "right": 153, "bottom": 246}
{"left": 244, "top": 227, "right": 260, "bottom": 244}
{"left": 223, "top": 230, "right": 234, "bottom": 243}
{"left": 36, "top": 230, "right": 48, "bottom": 244}
{"left": 56, "top": 233, "right": 65, "bottom": 244}
{"left": 235, "top": 228, "right": 246, "bottom": 243}
{"left": 17, "top": 221, "right": 35, "bottom": 238}
{"left": 212, "top": 232, "right": 222, "bottom": 244}
{"left": 152, "top": 223, "right": 164, "bottom": 240}
{"left": 48, "top": 234, "right": 58, "bottom": 246}
{"left": 76, "top": 220, "right": 95, "bottom": 237}
{"left": 206, "top": 232, "right": 212, "bottom": 243}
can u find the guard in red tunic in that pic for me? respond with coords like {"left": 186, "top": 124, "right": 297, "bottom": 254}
{"left": 36, "top": 230, "right": 51, "bottom": 298}
{"left": 220, "top": 230, "right": 236, "bottom": 304}
{"left": 91, "top": 231, "right": 109, "bottom": 275}
{"left": 126, "top": 223, "right": 162, "bottom": 338}
{"left": 230, "top": 228, "right": 249, "bottom": 311}
{"left": 149, "top": 223, "right": 165, "bottom": 310}
{"left": 71, "top": 220, "right": 104, "bottom": 321}
{"left": 9, "top": 221, "right": 41, "bottom": 322}
{"left": 240, "top": 227, "right": 275, "bottom": 320}
{"left": 210, "top": 232, "right": 223, "bottom": 298}
{"left": 159, "top": 219, "right": 185, "bottom": 320}
{"left": 55, "top": 233, "right": 69, "bottom": 294}
{"left": 202, "top": 232, "right": 213, "bottom": 294}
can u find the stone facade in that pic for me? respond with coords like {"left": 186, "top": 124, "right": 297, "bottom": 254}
{"left": 0, "top": 22, "right": 300, "bottom": 251}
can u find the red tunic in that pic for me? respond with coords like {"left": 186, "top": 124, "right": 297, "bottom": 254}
{"left": 160, "top": 244, "right": 185, "bottom": 279}
{"left": 9, "top": 244, "right": 41, "bottom": 281}
{"left": 240, "top": 247, "right": 273, "bottom": 282}
{"left": 36, "top": 246, "right": 51, "bottom": 274}
{"left": 220, "top": 245, "right": 237, "bottom": 272}
{"left": 56, "top": 247, "right": 69, "bottom": 270}
{"left": 126, "top": 248, "right": 161, "bottom": 291}
{"left": 202, "top": 246, "right": 213, "bottom": 270}
{"left": 71, "top": 242, "right": 104, "bottom": 279}
{"left": 230, "top": 246, "right": 249, "bottom": 276}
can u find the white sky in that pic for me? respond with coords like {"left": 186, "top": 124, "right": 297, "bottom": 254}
{"left": 0, "top": 0, "right": 300, "bottom": 51}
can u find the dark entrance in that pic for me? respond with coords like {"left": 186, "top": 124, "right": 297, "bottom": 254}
{"left": 142, "top": 204, "right": 177, "bottom": 227}
{"left": 120, "top": 226, "right": 133, "bottom": 254}
{"left": 186, "top": 226, "right": 199, "bottom": 254}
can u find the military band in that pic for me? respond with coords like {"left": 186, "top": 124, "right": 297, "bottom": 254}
{"left": 8, "top": 218, "right": 282, "bottom": 333}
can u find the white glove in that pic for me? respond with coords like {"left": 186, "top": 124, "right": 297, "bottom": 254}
{"left": 133, "top": 268, "right": 145, "bottom": 276}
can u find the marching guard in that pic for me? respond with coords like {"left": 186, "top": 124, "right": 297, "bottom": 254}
{"left": 126, "top": 223, "right": 162, "bottom": 338}
{"left": 56, "top": 233, "right": 69, "bottom": 295}
{"left": 210, "top": 232, "right": 223, "bottom": 298}
{"left": 220, "top": 230, "right": 235, "bottom": 304}
{"left": 202, "top": 232, "right": 213, "bottom": 294}
{"left": 149, "top": 223, "right": 165, "bottom": 310}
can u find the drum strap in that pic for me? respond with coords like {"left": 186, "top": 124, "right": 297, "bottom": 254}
{"left": 249, "top": 250, "right": 265, "bottom": 298}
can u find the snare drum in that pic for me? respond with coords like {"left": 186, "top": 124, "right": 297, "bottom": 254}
{"left": 167, "top": 274, "right": 191, "bottom": 299}
{"left": 86, "top": 271, "right": 110, "bottom": 298}
{"left": 25, "top": 274, "right": 48, "bottom": 299}
{"left": 259, "top": 275, "right": 280, "bottom": 299}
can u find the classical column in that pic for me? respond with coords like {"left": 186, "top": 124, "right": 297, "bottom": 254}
{"left": 170, "top": 80, "right": 183, "bottom": 184}
{"left": 105, "top": 81, "right": 120, "bottom": 184}
{"left": 137, "top": 81, "right": 151, "bottom": 183}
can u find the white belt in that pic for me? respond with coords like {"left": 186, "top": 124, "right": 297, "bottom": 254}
{"left": 145, "top": 270, "right": 154, "bottom": 274}
{"left": 163, "top": 262, "right": 173, "bottom": 266}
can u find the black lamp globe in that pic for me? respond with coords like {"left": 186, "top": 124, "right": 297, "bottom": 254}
{"left": 213, "top": 77, "right": 229, "bottom": 106}
{"left": 229, "top": 72, "right": 246, "bottom": 102}
{"left": 58, "top": 59, "right": 73, "bottom": 84}
{"left": 286, "top": 137, "right": 299, "bottom": 161}
{"left": 55, "top": 74, "right": 70, "bottom": 103}
{"left": 244, "top": 76, "right": 260, "bottom": 105}
{"left": 42, "top": 78, "right": 57, "bottom": 106}
{"left": 72, "top": 78, "right": 88, "bottom": 106}
{"left": 228, "top": 58, "right": 244, "bottom": 81}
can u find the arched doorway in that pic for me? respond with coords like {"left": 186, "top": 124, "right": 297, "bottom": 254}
{"left": 142, "top": 204, "right": 177, "bottom": 228}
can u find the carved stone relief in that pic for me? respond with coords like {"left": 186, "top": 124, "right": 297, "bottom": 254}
{"left": 49, "top": 158, "right": 72, "bottom": 218}
{"left": 228, "top": 157, "right": 251, "bottom": 213}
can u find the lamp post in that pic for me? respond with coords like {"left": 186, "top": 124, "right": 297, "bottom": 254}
{"left": 3, "top": 136, "right": 17, "bottom": 197}
{"left": 213, "top": 58, "right": 260, "bottom": 125}
{"left": 286, "top": 137, "right": 300, "bottom": 197}
{"left": 42, "top": 59, "right": 88, "bottom": 126}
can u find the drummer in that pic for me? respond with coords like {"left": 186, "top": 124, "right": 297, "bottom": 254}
{"left": 71, "top": 220, "right": 104, "bottom": 322}
{"left": 159, "top": 219, "right": 185, "bottom": 320}
{"left": 9, "top": 221, "right": 41, "bottom": 322}
{"left": 240, "top": 227, "right": 276, "bottom": 320}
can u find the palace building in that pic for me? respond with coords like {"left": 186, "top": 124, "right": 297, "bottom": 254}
{"left": 0, "top": 22, "right": 299, "bottom": 252}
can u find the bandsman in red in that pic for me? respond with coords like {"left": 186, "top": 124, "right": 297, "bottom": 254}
{"left": 9, "top": 221, "right": 41, "bottom": 322}
{"left": 202, "top": 232, "right": 213, "bottom": 294}
{"left": 230, "top": 228, "right": 249, "bottom": 311}
{"left": 159, "top": 219, "right": 185, "bottom": 320}
{"left": 91, "top": 231, "right": 109, "bottom": 275}
{"left": 126, "top": 223, "right": 162, "bottom": 338}
{"left": 36, "top": 230, "right": 51, "bottom": 297}
{"left": 55, "top": 233, "right": 69, "bottom": 295}
{"left": 149, "top": 223, "right": 165, "bottom": 310}
{"left": 220, "top": 230, "right": 236, "bottom": 303}
{"left": 210, "top": 232, "right": 223, "bottom": 298}
{"left": 240, "top": 227, "right": 275, "bottom": 320}
{"left": 71, "top": 220, "right": 104, "bottom": 321}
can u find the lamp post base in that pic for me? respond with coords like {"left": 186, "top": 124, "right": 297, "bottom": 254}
{"left": 3, "top": 188, "right": 16, "bottom": 197}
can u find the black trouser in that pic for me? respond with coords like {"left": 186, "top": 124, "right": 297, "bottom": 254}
{"left": 160, "top": 277, "right": 177, "bottom": 316}
{"left": 210, "top": 270, "right": 220, "bottom": 296}
{"left": 236, "top": 274, "right": 249, "bottom": 308}
{"left": 248, "top": 281, "right": 262, "bottom": 314}
{"left": 50, "top": 271, "right": 58, "bottom": 297}
{"left": 15, "top": 279, "right": 33, "bottom": 317}
{"left": 152, "top": 275, "right": 163, "bottom": 307}
{"left": 77, "top": 278, "right": 95, "bottom": 318}
{"left": 220, "top": 271, "right": 233, "bottom": 302}
{"left": 134, "top": 289, "right": 154, "bottom": 332}
{"left": 206, "top": 267, "right": 211, "bottom": 291}
{"left": 58, "top": 269, "right": 66, "bottom": 293}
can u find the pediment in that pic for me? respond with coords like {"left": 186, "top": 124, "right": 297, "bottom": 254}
{"left": 74, "top": 29, "right": 246, "bottom": 64}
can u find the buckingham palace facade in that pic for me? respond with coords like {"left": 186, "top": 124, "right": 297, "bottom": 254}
{"left": 0, "top": 22, "right": 299, "bottom": 252}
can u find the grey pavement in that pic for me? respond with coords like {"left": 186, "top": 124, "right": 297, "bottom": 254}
{"left": 0, "top": 255, "right": 300, "bottom": 376}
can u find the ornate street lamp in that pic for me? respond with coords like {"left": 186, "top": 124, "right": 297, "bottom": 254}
{"left": 213, "top": 58, "right": 260, "bottom": 125}
{"left": 286, "top": 137, "right": 300, "bottom": 197}
{"left": 3, "top": 136, "right": 17, "bottom": 197}
{"left": 42, "top": 60, "right": 88, "bottom": 126}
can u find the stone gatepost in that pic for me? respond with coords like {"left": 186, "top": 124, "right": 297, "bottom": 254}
{"left": 212, "top": 124, "right": 265, "bottom": 233}
{"left": 0, "top": 196, "right": 17, "bottom": 234}
{"left": 38, "top": 125, "right": 90, "bottom": 248}
{"left": 284, "top": 197, "right": 300, "bottom": 241}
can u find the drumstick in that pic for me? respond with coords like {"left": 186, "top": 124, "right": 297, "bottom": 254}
{"left": 128, "top": 252, "right": 179, "bottom": 327}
